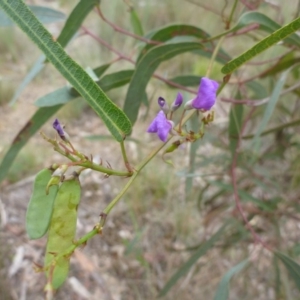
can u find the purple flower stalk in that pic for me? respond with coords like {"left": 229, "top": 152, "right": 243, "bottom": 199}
{"left": 171, "top": 92, "right": 183, "bottom": 112}
{"left": 147, "top": 111, "right": 174, "bottom": 142}
{"left": 185, "top": 77, "right": 219, "bottom": 111}
{"left": 53, "top": 119, "right": 70, "bottom": 142}
{"left": 158, "top": 96, "right": 169, "bottom": 114}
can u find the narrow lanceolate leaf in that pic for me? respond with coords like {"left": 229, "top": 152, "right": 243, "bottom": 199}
{"left": 139, "top": 24, "right": 209, "bottom": 61}
{"left": 45, "top": 177, "right": 81, "bottom": 289}
{"left": 0, "top": 0, "right": 131, "bottom": 141}
{"left": 228, "top": 92, "right": 244, "bottom": 158}
{"left": 26, "top": 168, "right": 59, "bottom": 239}
{"left": 167, "top": 75, "right": 202, "bottom": 87}
{"left": 158, "top": 224, "right": 228, "bottom": 297}
{"left": 124, "top": 42, "right": 203, "bottom": 124}
{"left": 0, "top": 105, "right": 62, "bottom": 183}
{"left": 0, "top": 5, "right": 65, "bottom": 26}
{"left": 214, "top": 259, "right": 250, "bottom": 300}
{"left": 275, "top": 251, "right": 300, "bottom": 290}
{"left": 252, "top": 68, "right": 291, "bottom": 152}
{"left": 221, "top": 17, "right": 300, "bottom": 74}
{"left": 56, "top": 0, "right": 100, "bottom": 47}
{"left": 139, "top": 24, "right": 231, "bottom": 64}
{"left": 9, "top": 0, "right": 99, "bottom": 105}
{"left": 129, "top": 6, "right": 143, "bottom": 36}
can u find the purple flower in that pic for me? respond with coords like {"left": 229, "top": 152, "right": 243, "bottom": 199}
{"left": 171, "top": 92, "right": 183, "bottom": 112}
{"left": 53, "top": 119, "right": 69, "bottom": 142}
{"left": 158, "top": 96, "right": 169, "bottom": 114}
{"left": 185, "top": 77, "right": 219, "bottom": 111}
{"left": 147, "top": 111, "right": 173, "bottom": 142}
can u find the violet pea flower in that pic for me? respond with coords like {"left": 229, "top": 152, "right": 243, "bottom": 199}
{"left": 147, "top": 111, "right": 174, "bottom": 142}
{"left": 171, "top": 92, "right": 183, "bottom": 112}
{"left": 53, "top": 119, "right": 70, "bottom": 142}
{"left": 185, "top": 77, "right": 219, "bottom": 111}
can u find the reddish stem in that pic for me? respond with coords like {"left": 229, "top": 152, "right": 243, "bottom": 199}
{"left": 96, "top": 6, "right": 161, "bottom": 46}
{"left": 230, "top": 105, "right": 272, "bottom": 251}
{"left": 81, "top": 27, "right": 198, "bottom": 94}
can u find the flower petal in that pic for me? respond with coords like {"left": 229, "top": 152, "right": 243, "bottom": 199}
{"left": 192, "top": 77, "right": 219, "bottom": 111}
{"left": 147, "top": 111, "right": 172, "bottom": 142}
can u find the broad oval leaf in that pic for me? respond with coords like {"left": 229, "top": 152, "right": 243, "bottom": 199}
{"left": 45, "top": 177, "right": 81, "bottom": 289}
{"left": 124, "top": 41, "right": 203, "bottom": 124}
{"left": 0, "top": 0, "right": 132, "bottom": 141}
{"left": 26, "top": 168, "right": 58, "bottom": 239}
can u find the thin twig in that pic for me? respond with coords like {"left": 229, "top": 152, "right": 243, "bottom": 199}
{"left": 96, "top": 6, "right": 161, "bottom": 46}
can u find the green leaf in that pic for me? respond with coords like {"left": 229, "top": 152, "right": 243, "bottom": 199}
{"left": 56, "top": 0, "right": 100, "bottom": 47}
{"left": 35, "top": 87, "right": 75, "bottom": 107}
{"left": 9, "top": 55, "right": 46, "bottom": 106}
{"left": 252, "top": 68, "right": 291, "bottom": 152}
{"left": 214, "top": 259, "right": 249, "bottom": 300}
{"left": 93, "top": 63, "right": 111, "bottom": 77}
{"left": 124, "top": 41, "right": 203, "bottom": 124}
{"left": 0, "top": 0, "right": 131, "bottom": 141}
{"left": 221, "top": 16, "right": 300, "bottom": 74}
{"left": 0, "top": 105, "right": 62, "bottom": 183}
{"left": 260, "top": 53, "right": 300, "bottom": 78}
{"left": 167, "top": 75, "right": 202, "bottom": 87}
{"left": 139, "top": 24, "right": 230, "bottom": 64}
{"left": 98, "top": 69, "right": 134, "bottom": 92}
{"left": 228, "top": 92, "right": 244, "bottom": 158}
{"left": 158, "top": 224, "right": 228, "bottom": 297}
{"left": 0, "top": 5, "right": 65, "bottom": 26}
{"left": 9, "top": 0, "right": 99, "bottom": 105}
{"left": 275, "top": 251, "right": 300, "bottom": 290}
{"left": 35, "top": 70, "right": 134, "bottom": 107}
{"left": 129, "top": 6, "right": 143, "bottom": 36}
{"left": 45, "top": 177, "right": 81, "bottom": 289}
{"left": 185, "top": 114, "right": 201, "bottom": 198}
{"left": 26, "top": 168, "right": 59, "bottom": 239}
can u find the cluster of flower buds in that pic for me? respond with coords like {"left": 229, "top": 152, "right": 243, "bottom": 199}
{"left": 147, "top": 77, "right": 219, "bottom": 142}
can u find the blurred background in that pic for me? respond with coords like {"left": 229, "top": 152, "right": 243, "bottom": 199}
{"left": 1, "top": 0, "right": 300, "bottom": 299}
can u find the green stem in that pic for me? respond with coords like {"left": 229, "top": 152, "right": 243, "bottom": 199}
{"left": 227, "top": 0, "right": 239, "bottom": 29}
{"left": 120, "top": 140, "right": 133, "bottom": 173}
{"left": 206, "top": 36, "right": 225, "bottom": 78}
{"left": 41, "top": 132, "right": 131, "bottom": 177}
{"left": 103, "top": 141, "right": 167, "bottom": 215}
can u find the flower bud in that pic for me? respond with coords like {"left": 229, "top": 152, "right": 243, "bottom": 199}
{"left": 53, "top": 119, "right": 70, "bottom": 142}
{"left": 158, "top": 97, "right": 169, "bottom": 114}
{"left": 171, "top": 92, "right": 183, "bottom": 112}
